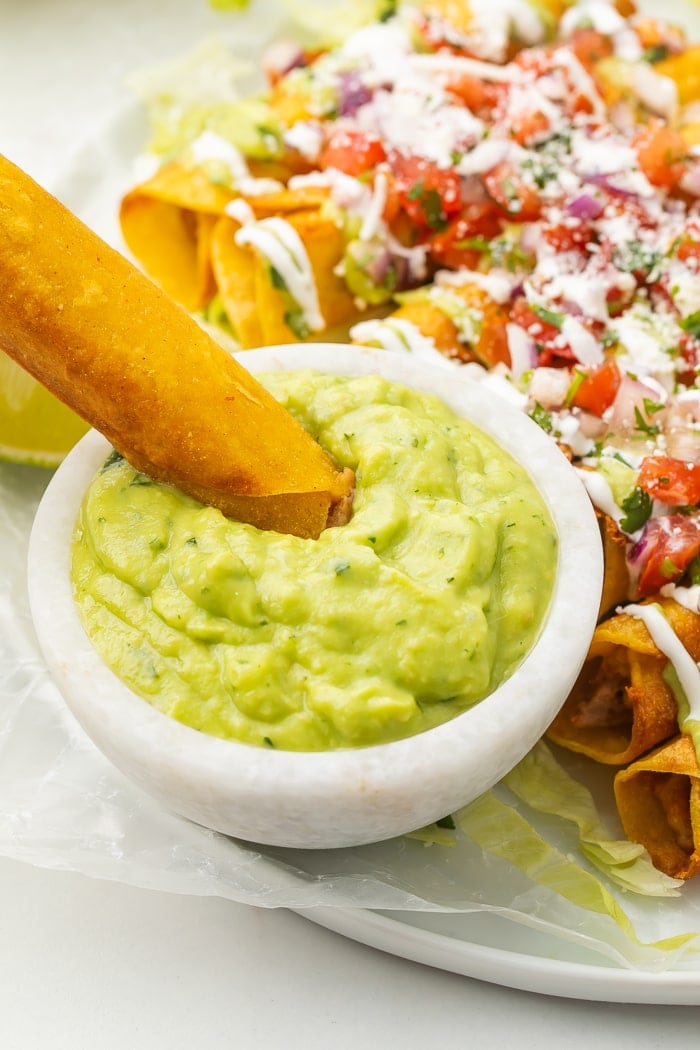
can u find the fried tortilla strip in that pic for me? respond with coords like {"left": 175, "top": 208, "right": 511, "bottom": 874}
{"left": 614, "top": 734, "right": 700, "bottom": 880}
{"left": 547, "top": 597, "right": 700, "bottom": 764}
{"left": 211, "top": 209, "right": 359, "bottom": 348}
{"left": 0, "top": 153, "right": 353, "bottom": 538}
{"left": 597, "top": 511, "right": 630, "bottom": 618}
{"left": 210, "top": 218, "right": 265, "bottom": 349}
{"left": 120, "top": 164, "right": 330, "bottom": 316}
{"left": 120, "top": 162, "right": 236, "bottom": 310}
{"left": 389, "top": 301, "right": 463, "bottom": 357}
{"left": 390, "top": 282, "right": 511, "bottom": 368}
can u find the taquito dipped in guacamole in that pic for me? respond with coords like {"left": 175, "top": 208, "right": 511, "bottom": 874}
{"left": 71, "top": 371, "right": 557, "bottom": 752}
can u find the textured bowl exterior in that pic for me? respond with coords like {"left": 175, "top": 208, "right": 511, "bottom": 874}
{"left": 27, "top": 345, "right": 603, "bottom": 848}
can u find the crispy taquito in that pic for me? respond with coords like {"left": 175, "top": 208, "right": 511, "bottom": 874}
{"left": 614, "top": 734, "right": 700, "bottom": 880}
{"left": 0, "top": 153, "right": 353, "bottom": 537}
{"left": 547, "top": 598, "right": 700, "bottom": 765}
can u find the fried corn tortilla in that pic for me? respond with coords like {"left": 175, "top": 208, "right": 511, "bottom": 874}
{"left": 547, "top": 597, "right": 700, "bottom": 765}
{"left": 614, "top": 734, "right": 700, "bottom": 880}
{"left": 120, "top": 163, "right": 333, "bottom": 330}
{"left": 211, "top": 209, "right": 360, "bottom": 348}
{"left": 0, "top": 153, "right": 353, "bottom": 537}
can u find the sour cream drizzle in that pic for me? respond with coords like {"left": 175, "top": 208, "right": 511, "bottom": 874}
{"left": 234, "top": 216, "right": 325, "bottom": 332}
{"left": 625, "top": 603, "right": 700, "bottom": 739}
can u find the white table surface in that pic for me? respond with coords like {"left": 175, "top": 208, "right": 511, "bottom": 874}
{"left": 2, "top": 1, "right": 700, "bottom": 1045}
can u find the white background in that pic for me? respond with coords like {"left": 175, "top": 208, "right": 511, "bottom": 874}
{"left": 2, "top": 1, "right": 700, "bottom": 1045}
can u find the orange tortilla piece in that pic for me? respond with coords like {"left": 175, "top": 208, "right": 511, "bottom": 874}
{"left": 0, "top": 153, "right": 353, "bottom": 537}
{"left": 120, "top": 162, "right": 236, "bottom": 311}
{"left": 597, "top": 511, "right": 630, "bottom": 618}
{"left": 211, "top": 209, "right": 360, "bottom": 348}
{"left": 614, "top": 734, "right": 700, "bottom": 880}
{"left": 547, "top": 597, "right": 700, "bottom": 765}
{"left": 120, "top": 165, "right": 331, "bottom": 317}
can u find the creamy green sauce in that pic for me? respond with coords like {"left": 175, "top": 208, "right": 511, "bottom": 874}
{"left": 71, "top": 372, "right": 557, "bottom": 751}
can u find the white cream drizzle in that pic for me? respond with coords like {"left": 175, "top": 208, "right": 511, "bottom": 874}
{"left": 350, "top": 317, "right": 458, "bottom": 367}
{"left": 234, "top": 216, "right": 325, "bottom": 332}
{"left": 624, "top": 602, "right": 700, "bottom": 732}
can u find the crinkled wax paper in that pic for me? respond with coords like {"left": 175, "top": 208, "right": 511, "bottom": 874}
{"left": 3, "top": 460, "right": 700, "bottom": 974}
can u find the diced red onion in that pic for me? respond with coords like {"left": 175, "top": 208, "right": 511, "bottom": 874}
{"left": 338, "top": 72, "right": 372, "bottom": 116}
{"left": 566, "top": 193, "right": 604, "bottom": 220}
{"left": 583, "top": 173, "right": 638, "bottom": 200}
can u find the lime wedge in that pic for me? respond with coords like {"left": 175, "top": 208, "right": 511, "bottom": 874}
{"left": 0, "top": 354, "right": 89, "bottom": 468}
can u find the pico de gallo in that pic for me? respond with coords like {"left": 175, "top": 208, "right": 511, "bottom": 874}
{"left": 126, "top": 0, "right": 700, "bottom": 610}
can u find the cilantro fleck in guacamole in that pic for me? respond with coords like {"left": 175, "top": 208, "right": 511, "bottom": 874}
{"left": 71, "top": 371, "right": 557, "bottom": 751}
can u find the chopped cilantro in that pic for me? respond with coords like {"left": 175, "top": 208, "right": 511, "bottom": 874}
{"left": 633, "top": 405, "right": 660, "bottom": 436}
{"left": 680, "top": 311, "right": 700, "bottom": 339}
{"left": 529, "top": 402, "right": 554, "bottom": 433}
{"left": 619, "top": 487, "right": 652, "bottom": 533}
{"left": 532, "top": 303, "right": 565, "bottom": 329}
{"left": 641, "top": 44, "right": 669, "bottom": 62}
{"left": 407, "top": 179, "right": 448, "bottom": 231}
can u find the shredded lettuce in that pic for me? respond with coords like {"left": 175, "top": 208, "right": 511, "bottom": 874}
{"left": 126, "top": 39, "right": 282, "bottom": 160}
{"left": 281, "top": 0, "right": 400, "bottom": 47}
{"left": 502, "top": 743, "right": 684, "bottom": 897}
{"left": 455, "top": 789, "right": 694, "bottom": 953}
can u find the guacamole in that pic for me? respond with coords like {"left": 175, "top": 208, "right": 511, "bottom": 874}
{"left": 71, "top": 371, "right": 557, "bottom": 751}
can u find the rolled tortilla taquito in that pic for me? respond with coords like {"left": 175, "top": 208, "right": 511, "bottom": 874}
{"left": 547, "top": 597, "right": 700, "bottom": 765}
{"left": 0, "top": 154, "right": 353, "bottom": 538}
{"left": 119, "top": 164, "right": 330, "bottom": 316}
{"left": 597, "top": 512, "right": 630, "bottom": 619}
{"left": 614, "top": 734, "right": 700, "bottom": 880}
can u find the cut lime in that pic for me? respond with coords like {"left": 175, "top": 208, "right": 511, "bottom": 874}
{"left": 0, "top": 354, "right": 89, "bottom": 468}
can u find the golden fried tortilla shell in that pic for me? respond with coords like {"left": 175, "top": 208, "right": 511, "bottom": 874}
{"left": 119, "top": 162, "right": 236, "bottom": 310}
{"left": 547, "top": 597, "right": 700, "bottom": 765}
{"left": 597, "top": 512, "right": 630, "bottom": 618}
{"left": 0, "top": 153, "right": 353, "bottom": 537}
{"left": 614, "top": 734, "right": 700, "bottom": 880}
{"left": 389, "top": 301, "right": 463, "bottom": 356}
{"left": 210, "top": 216, "right": 264, "bottom": 349}
{"left": 213, "top": 209, "right": 360, "bottom": 347}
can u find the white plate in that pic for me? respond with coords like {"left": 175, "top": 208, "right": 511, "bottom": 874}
{"left": 5, "top": 2, "right": 700, "bottom": 1004}
{"left": 301, "top": 907, "right": 700, "bottom": 1004}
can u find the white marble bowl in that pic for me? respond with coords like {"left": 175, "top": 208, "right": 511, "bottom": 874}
{"left": 27, "top": 344, "right": 603, "bottom": 849}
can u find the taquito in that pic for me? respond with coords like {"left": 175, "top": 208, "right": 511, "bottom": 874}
{"left": 547, "top": 597, "right": 700, "bottom": 765}
{"left": 614, "top": 734, "right": 700, "bottom": 880}
{"left": 0, "top": 153, "right": 353, "bottom": 538}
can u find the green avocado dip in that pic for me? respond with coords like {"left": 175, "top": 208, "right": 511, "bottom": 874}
{"left": 71, "top": 371, "right": 557, "bottom": 751}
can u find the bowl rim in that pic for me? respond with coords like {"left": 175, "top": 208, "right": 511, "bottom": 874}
{"left": 27, "top": 344, "right": 603, "bottom": 831}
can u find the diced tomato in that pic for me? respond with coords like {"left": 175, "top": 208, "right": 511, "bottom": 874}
{"left": 427, "top": 205, "right": 503, "bottom": 269}
{"left": 632, "top": 120, "right": 688, "bottom": 189}
{"left": 513, "top": 45, "right": 557, "bottom": 78}
{"left": 568, "top": 29, "right": 614, "bottom": 71}
{"left": 443, "top": 73, "right": 502, "bottom": 116}
{"left": 676, "top": 232, "right": 700, "bottom": 268}
{"left": 510, "top": 297, "right": 577, "bottom": 367}
{"left": 541, "top": 218, "right": 595, "bottom": 254}
{"left": 637, "top": 455, "right": 700, "bottom": 506}
{"left": 632, "top": 513, "right": 700, "bottom": 596}
{"left": 388, "top": 152, "right": 463, "bottom": 231}
{"left": 508, "top": 108, "right": 552, "bottom": 146}
{"left": 319, "top": 129, "right": 387, "bottom": 177}
{"left": 571, "top": 359, "right": 622, "bottom": 416}
{"left": 483, "top": 162, "right": 541, "bottom": 221}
